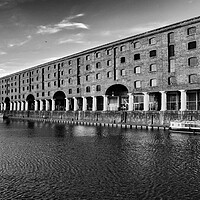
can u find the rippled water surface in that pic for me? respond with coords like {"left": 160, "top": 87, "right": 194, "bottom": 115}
{"left": 0, "top": 119, "right": 200, "bottom": 199}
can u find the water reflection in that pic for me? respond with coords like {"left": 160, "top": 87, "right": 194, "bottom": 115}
{"left": 0, "top": 120, "right": 200, "bottom": 199}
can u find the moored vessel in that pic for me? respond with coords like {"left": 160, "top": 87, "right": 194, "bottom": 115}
{"left": 169, "top": 120, "right": 200, "bottom": 134}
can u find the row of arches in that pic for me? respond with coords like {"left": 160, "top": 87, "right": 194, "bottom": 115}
{"left": 2, "top": 84, "right": 130, "bottom": 111}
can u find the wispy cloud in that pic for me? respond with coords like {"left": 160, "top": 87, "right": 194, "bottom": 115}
{"left": 100, "top": 21, "right": 172, "bottom": 39}
{"left": 8, "top": 35, "right": 32, "bottom": 48}
{"left": 37, "top": 13, "right": 89, "bottom": 34}
{"left": 0, "top": 51, "right": 7, "bottom": 55}
{"left": 57, "top": 33, "right": 88, "bottom": 44}
{"left": 0, "top": 0, "right": 34, "bottom": 9}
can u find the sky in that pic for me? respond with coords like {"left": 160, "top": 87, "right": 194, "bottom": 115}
{"left": 0, "top": 0, "right": 200, "bottom": 77}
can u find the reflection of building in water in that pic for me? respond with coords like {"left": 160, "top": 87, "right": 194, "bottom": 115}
{"left": 1, "top": 16, "right": 200, "bottom": 113}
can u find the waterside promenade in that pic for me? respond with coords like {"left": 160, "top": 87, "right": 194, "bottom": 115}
{"left": 4, "top": 110, "right": 200, "bottom": 130}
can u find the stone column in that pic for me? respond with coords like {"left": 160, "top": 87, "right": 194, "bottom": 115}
{"left": 25, "top": 101, "right": 28, "bottom": 111}
{"left": 180, "top": 90, "right": 187, "bottom": 111}
{"left": 4, "top": 103, "right": 6, "bottom": 111}
{"left": 10, "top": 102, "right": 12, "bottom": 111}
{"left": 92, "top": 96, "right": 97, "bottom": 111}
{"left": 45, "top": 99, "right": 49, "bottom": 111}
{"left": 143, "top": 92, "right": 149, "bottom": 111}
{"left": 17, "top": 102, "right": 20, "bottom": 111}
{"left": 103, "top": 95, "right": 108, "bottom": 111}
{"left": 34, "top": 100, "right": 38, "bottom": 111}
{"left": 40, "top": 100, "right": 43, "bottom": 111}
{"left": 13, "top": 102, "right": 16, "bottom": 111}
{"left": 128, "top": 93, "right": 133, "bottom": 111}
{"left": 52, "top": 99, "right": 55, "bottom": 111}
{"left": 82, "top": 96, "right": 87, "bottom": 111}
{"left": 0, "top": 103, "right": 2, "bottom": 111}
{"left": 21, "top": 101, "right": 24, "bottom": 111}
{"left": 73, "top": 97, "right": 78, "bottom": 111}
{"left": 160, "top": 91, "right": 167, "bottom": 111}
{"left": 65, "top": 98, "right": 69, "bottom": 111}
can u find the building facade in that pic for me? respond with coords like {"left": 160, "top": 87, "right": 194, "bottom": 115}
{"left": 1, "top": 16, "right": 200, "bottom": 113}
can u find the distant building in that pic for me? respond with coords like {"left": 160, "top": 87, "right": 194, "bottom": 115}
{"left": 1, "top": 16, "right": 200, "bottom": 112}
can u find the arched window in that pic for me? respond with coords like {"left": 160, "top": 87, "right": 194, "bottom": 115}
{"left": 96, "top": 85, "right": 101, "bottom": 91}
{"left": 86, "top": 86, "right": 90, "bottom": 93}
{"left": 188, "top": 57, "right": 198, "bottom": 67}
{"left": 134, "top": 81, "right": 141, "bottom": 88}
{"left": 86, "top": 65, "right": 90, "bottom": 71}
{"left": 86, "top": 75, "right": 89, "bottom": 81}
{"left": 150, "top": 79, "right": 157, "bottom": 87}
{"left": 107, "top": 60, "right": 111, "bottom": 66}
{"left": 96, "top": 73, "right": 101, "bottom": 79}
{"left": 133, "top": 41, "right": 141, "bottom": 49}
{"left": 189, "top": 74, "right": 197, "bottom": 84}
{"left": 107, "top": 71, "right": 112, "bottom": 78}
{"left": 149, "top": 37, "right": 156, "bottom": 45}
{"left": 96, "top": 62, "right": 101, "bottom": 69}
{"left": 134, "top": 66, "right": 141, "bottom": 74}
{"left": 150, "top": 64, "right": 156, "bottom": 72}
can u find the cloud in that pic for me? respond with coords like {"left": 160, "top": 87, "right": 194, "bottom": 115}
{"left": 37, "top": 13, "right": 89, "bottom": 34}
{"left": 0, "top": 51, "right": 7, "bottom": 55}
{"left": 100, "top": 21, "right": 171, "bottom": 39}
{"left": 0, "top": 0, "right": 35, "bottom": 9}
{"left": 57, "top": 33, "right": 88, "bottom": 44}
{"left": 8, "top": 35, "right": 32, "bottom": 48}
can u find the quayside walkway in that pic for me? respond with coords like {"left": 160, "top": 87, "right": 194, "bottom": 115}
{"left": 3, "top": 110, "right": 200, "bottom": 130}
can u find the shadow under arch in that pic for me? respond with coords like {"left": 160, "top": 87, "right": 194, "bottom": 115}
{"left": 53, "top": 91, "right": 66, "bottom": 111}
{"left": 105, "top": 84, "right": 129, "bottom": 111}
{"left": 4, "top": 97, "right": 10, "bottom": 111}
{"left": 26, "top": 94, "right": 35, "bottom": 110}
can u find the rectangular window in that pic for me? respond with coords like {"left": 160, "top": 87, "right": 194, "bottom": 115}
{"left": 169, "top": 59, "right": 175, "bottom": 73}
{"left": 150, "top": 64, "right": 157, "bottom": 72}
{"left": 134, "top": 41, "right": 141, "bottom": 49}
{"left": 168, "top": 45, "right": 174, "bottom": 57}
{"left": 134, "top": 80, "right": 141, "bottom": 88}
{"left": 187, "top": 27, "right": 196, "bottom": 35}
{"left": 150, "top": 79, "right": 157, "bottom": 87}
{"left": 150, "top": 50, "right": 156, "bottom": 57}
{"left": 133, "top": 95, "right": 144, "bottom": 111}
{"left": 189, "top": 74, "right": 198, "bottom": 84}
{"left": 149, "top": 37, "right": 156, "bottom": 45}
{"left": 168, "top": 32, "right": 174, "bottom": 43}
{"left": 121, "top": 69, "right": 125, "bottom": 76}
{"left": 167, "top": 93, "right": 180, "bottom": 110}
{"left": 188, "top": 41, "right": 196, "bottom": 50}
{"left": 134, "top": 66, "right": 141, "bottom": 74}
{"left": 134, "top": 53, "right": 140, "bottom": 60}
{"left": 188, "top": 57, "right": 198, "bottom": 67}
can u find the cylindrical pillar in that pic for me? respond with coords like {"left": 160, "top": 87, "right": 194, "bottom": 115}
{"left": 40, "top": 100, "right": 43, "bottom": 111}
{"left": 143, "top": 92, "right": 149, "bottom": 111}
{"left": 13, "top": 102, "right": 16, "bottom": 111}
{"left": 21, "top": 101, "right": 24, "bottom": 111}
{"left": 92, "top": 96, "right": 97, "bottom": 111}
{"left": 52, "top": 99, "right": 55, "bottom": 111}
{"left": 103, "top": 95, "right": 108, "bottom": 111}
{"left": 180, "top": 90, "right": 187, "bottom": 111}
{"left": 82, "top": 97, "right": 87, "bottom": 111}
{"left": 128, "top": 93, "right": 133, "bottom": 111}
{"left": 73, "top": 97, "right": 78, "bottom": 111}
{"left": 25, "top": 101, "right": 28, "bottom": 111}
{"left": 45, "top": 99, "right": 49, "bottom": 111}
{"left": 34, "top": 100, "right": 38, "bottom": 111}
{"left": 65, "top": 98, "right": 69, "bottom": 111}
{"left": 10, "top": 102, "right": 12, "bottom": 111}
{"left": 160, "top": 91, "right": 167, "bottom": 111}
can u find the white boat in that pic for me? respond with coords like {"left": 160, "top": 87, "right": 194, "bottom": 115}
{"left": 169, "top": 120, "right": 200, "bottom": 134}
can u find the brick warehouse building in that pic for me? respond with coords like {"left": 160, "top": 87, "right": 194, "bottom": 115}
{"left": 1, "top": 16, "right": 200, "bottom": 119}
